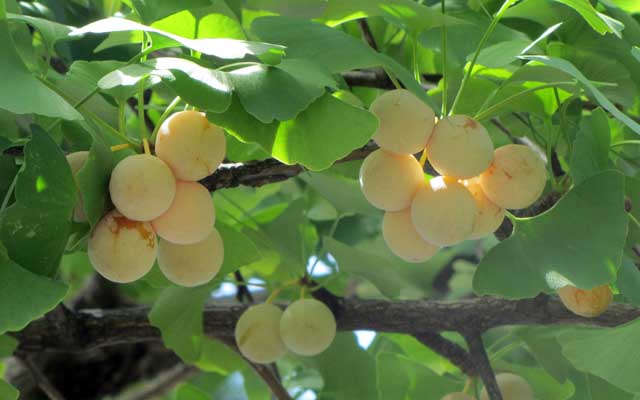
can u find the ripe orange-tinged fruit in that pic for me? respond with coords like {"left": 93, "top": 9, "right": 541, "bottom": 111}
{"left": 88, "top": 210, "right": 156, "bottom": 283}
{"left": 157, "top": 228, "right": 224, "bottom": 287}
{"left": 152, "top": 181, "right": 215, "bottom": 245}
{"left": 441, "top": 393, "right": 474, "bottom": 400}
{"left": 557, "top": 284, "right": 612, "bottom": 318}
{"left": 479, "top": 144, "right": 546, "bottom": 210}
{"left": 411, "top": 176, "right": 477, "bottom": 246}
{"left": 109, "top": 154, "right": 176, "bottom": 221}
{"left": 480, "top": 373, "right": 534, "bottom": 400}
{"left": 235, "top": 303, "right": 286, "bottom": 364}
{"left": 359, "top": 150, "right": 424, "bottom": 211}
{"left": 155, "top": 110, "right": 226, "bottom": 181}
{"left": 66, "top": 151, "right": 89, "bottom": 222}
{"left": 383, "top": 208, "right": 439, "bottom": 263}
{"left": 280, "top": 299, "right": 336, "bottom": 356}
{"left": 426, "top": 115, "right": 493, "bottom": 179}
{"left": 370, "top": 89, "right": 436, "bottom": 155}
{"left": 463, "top": 178, "right": 505, "bottom": 239}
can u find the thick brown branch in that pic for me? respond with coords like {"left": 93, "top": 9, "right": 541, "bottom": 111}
{"left": 14, "top": 296, "right": 640, "bottom": 354}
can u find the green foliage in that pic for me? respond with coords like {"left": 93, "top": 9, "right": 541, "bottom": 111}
{"left": 474, "top": 171, "right": 627, "bottom": 298}
{"left": 0, "top": 128, "right": 75, "bottom": 276}
{"left": 2, "top": 0, "right": 640, "bottom": 398}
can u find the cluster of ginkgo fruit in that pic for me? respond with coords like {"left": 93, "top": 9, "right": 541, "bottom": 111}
{"left": 234, "top": 296, "right": 337, "bottom": 364}
{"left": 67, "top": 111, "right": 227, "bottom": 287}
{"left": 361, "top": 89, "right": 613, "bottom": 319}
{"left": 360, "top": 89, "right": 547, "bottom": 261}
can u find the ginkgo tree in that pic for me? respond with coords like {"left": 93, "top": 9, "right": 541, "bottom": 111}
{"left": 1, "top": 0, "right": 640, "bottom": 399}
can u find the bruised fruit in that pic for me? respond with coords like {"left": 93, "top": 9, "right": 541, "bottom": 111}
{"left": 557, "top": 284, "right": 612, "bottom": 318}
{"left": 479, "top": 144, "right": 546, "bottom": 210}
{"left": 88, "top": 210, "right": 156, "bottom": 283}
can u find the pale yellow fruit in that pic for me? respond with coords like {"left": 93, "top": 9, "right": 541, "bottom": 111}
{"left": 152, "top": 181, "right": 215, "bottom": 245}
{"left": 66, "top": 151, "right": 89, "bottom": 222}
{"left": 88, "top": 210, "right": 156, "bottom": 283}
{"left": 359, "top": 149, "right": 424, "bottom": 211}
{"left": 370, "top": 89, "right": 436, "bottom": 155}
{"left": 383, "top": 208, "right": 440, "bottom": 263}
{"left": 109, "top": 154, "right": 176, "bottom": 221}
{"left": 441, "top": 393, "right": 474, "bottom": 400}
{"left": 155, "top": 110, "right": 226, "bottom": 181}
{"left": 426, "top": 115, "right": 493, "bottom": 179}
{"left": 557, "top": 284, "right": 612, "bottom": 318}
{"left": 157, "top": 228, "right": 224, "bottom": 287}
{"left": 280, "top": 299, "right": 336, "bottom": 356}
{"left": 479, "top": 144, "right": 547, "bottom": 210}
{"left": 411, "top": 176, "right": 476, "bottom": 246}
{"left": 463, "top": 178, "right": 505, "bottom": 239}
{"left": 235, "top": 303, "right": 287, "bottom": 364}
{"left": 480, "top": 373, "right": 534, "bottom": 400}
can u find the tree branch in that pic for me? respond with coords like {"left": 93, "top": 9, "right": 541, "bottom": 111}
{"left": 13, "top": 296, "right": 640, "bottom": 354}
{"left": 18, "top": 356, "right": 67, "bottom": 400}
{"left": 464, "top": 334, "right": 502, "bottom": 400}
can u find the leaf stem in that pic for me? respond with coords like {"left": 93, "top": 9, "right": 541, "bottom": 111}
{"left": 216, "top": 62, "right": 261, "bottom": 71}
{"left": 137, "top": 78, "right": 150, "bottom": 155}
{"left": 449, "top": 0, "right": 516, "bottom": 115}
{"left": 441, "top": 0, "right": 448, "bottom": 116}
{"left": 383, "top": 67, "right": 403, "bottom": 90}
{"left": 411, "top": 34, "right": 421, "bottom": 84}
{"left": 473, "top": 81, "right": 575, "bottom": 121}
{"left": 0, "top": 167, "right": 20, "bottom": 213}
{"left": 308, "top": 215, "right": 342, "bottom": 277}
{"left": 150, "top": 96, "right": 181, "bottom": 142}
{"left": 611, "top": 140, "right": 640, "bottom": 148}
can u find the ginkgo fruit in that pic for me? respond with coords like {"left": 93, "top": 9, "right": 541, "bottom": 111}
{"left": 109, "top": 154, "right": 176, "bottom": 221}
{"left": 152, "top": 181, "right": 215, "bottom": 245}
{"left": 383, "top": 208, "right": 439, "bottom": 263}
{"left": 66, "top": 151, "right": 89, "bottom": 222}
{"left": 479, "top": 144, "right": 547, "bottom": 209}
{"left": 441, "top": 393, "right": 474, "bottom": 400}
{"left": 557, "top": 284, "right": 612, "bottom": 318}
{"left": 359, "top": 149, "right": 424, "bottom": 211}
{"left": 235, "top": 303, "right": 287, "bottom": 364}
{"left": 279, "top": 298, "right": 336, "bottom": 356}
{"left": 155, "top": 110, "right": 226, "bottom": 181}
{"left": 463, "top": 178, "right": 505, "bottom": 239}
{"left": 370, "top": 89, "right": 436, "bottom": 155}
{"left": 480, "top": 373, "right": 534, "bottom": 400}
{"left": 426, "top": 115, "right": 494, "bottom": 179}
{"left": 411, "top": 176, "right": 477, "bottom": 246}
{"left": 88, "top": 210, "right": 156, "bottom": 283}
{"left": 157, "top": 228, "right": 224, "bottom": 287}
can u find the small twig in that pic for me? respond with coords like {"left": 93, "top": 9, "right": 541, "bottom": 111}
{"left": 217, "top": 337, "right": 292, "bottom": 400}
{"left": 464, "top": 333, "right": 502, "bottom": 400}
{"left": 18, "top": 355, "right": 66, "bottom": 400}
{"left": 234, "top": 270, "right": 254, "bottom": 303}
{"left": 414, "top": 332, "right": 476, "bottom": 376}
{"left": 357, "top": 19, "right": 379, "bottom": 51}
